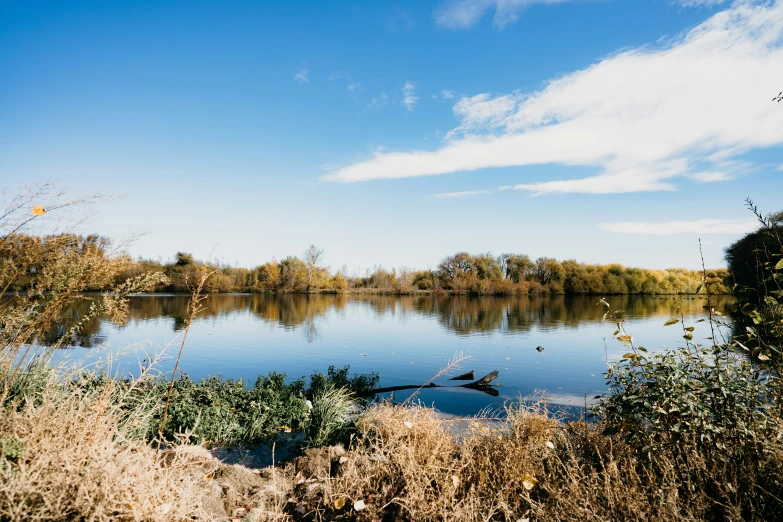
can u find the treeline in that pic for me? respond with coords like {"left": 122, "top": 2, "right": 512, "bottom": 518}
{"left": 2, "top": 235, "right": 731, "bottom": 295}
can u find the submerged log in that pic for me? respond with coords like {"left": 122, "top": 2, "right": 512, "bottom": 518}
{"left": 463, "top": 370, "right": 498, "bottom": 388}
{"left": 449, "top": 370, "right": 475, "bottom": 381}
{"left": 366, "top": 371, "right": 499, "bottom": 397}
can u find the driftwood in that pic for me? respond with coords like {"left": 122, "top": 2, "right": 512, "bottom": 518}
{"left": 366, "top": 371, "right": 499, "bottom": 397}
{"left": 449, "top": 370, "right": 475, "bottom": 381}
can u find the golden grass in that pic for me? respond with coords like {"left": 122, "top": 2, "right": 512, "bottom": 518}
{"left": 0, "top": 387, "right": 211, "bottom": 521}
{"left": 280, "top": 402, "right": 782, "bottom": 521}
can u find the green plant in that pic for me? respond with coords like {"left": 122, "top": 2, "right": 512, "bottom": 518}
{"left": 305, "top": 384, "right": 356, "bottom": 448}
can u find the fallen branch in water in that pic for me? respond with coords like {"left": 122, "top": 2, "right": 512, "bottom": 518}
{"left": 365, "top": 371, "right": 500, "bottom": 397}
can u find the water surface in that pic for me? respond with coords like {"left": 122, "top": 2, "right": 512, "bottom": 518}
{"left": 60, "top": 294, "right": 735, "bottom": 416}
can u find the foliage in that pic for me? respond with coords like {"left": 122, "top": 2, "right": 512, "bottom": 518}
{"left": 305, "top": 384, "right": 356, "bottom": 449}
{"left": 68, "top": 365, "right": 379, "bottom": 449}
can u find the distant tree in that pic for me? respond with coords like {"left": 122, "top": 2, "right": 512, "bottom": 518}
{"left": 504, "top": 254, "right": 535, "bottom": 283}
{"left": 174, "top": 252, "right": 195, "bottom": 267}
{"left": 304, "top": 245, "right": 324, "bottom": 292}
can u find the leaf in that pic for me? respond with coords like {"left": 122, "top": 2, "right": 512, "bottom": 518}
{"left": 685, "top": 327, "right": 695, "bottom": 332}
{"left": 334, "top": 497, "right": 346, "bottom": 510}
{"left": 758, "top": 354, "right": 771, "bottom": 362}
{"left": 664, "top": 318, "right": 679, "bottom": 327}
{"left": 339, "top": 456, "right": 348, "bottom": 464}
{"left": 353, "top": 500, "right": 366, "bottom": 511}
{"left": 404, "top": 421, "right": 413, "bottom": 429}
{"left": 618, "top": 335, "right": 633, "bottom": 343}
{"left": 545, "top": 441, "right": 555, "bottom": 449}
{"left": 32, "top": 205, "right": 45, "bottom": 216}
{"left": 521, "top": 473, "right": 538, "bottom": 491}
{"left": 776, "top": 258, "right": 783, "bottom": 270}
{"left": 683, "top": 333, "right": 693, "bottom": 341}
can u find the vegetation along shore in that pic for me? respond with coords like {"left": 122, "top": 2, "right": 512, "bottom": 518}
{"left": 3, "top": 236, "right": 732, "bottom": 295}
{"left": 1, "top": 185, "right": 782, "bottom": 521}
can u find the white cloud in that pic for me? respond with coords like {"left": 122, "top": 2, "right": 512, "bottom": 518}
{"left": 432, "top": 189, "right": 491, "bottom": 198}
{"left": 442, "top": 89, "right": 457, "bottom": 99}
{"left": 601, "top": 218, "right": 758, "bottom": 235}
{"left": 688, "top": 172, "right": 735, "bottom": 182}
{"left": 403, "top": 81, "right": 418, "bottom": 111}
{"left": 323, "top": 1, "right": 783, "bottom": 192}
{"left": 294, "top": 68, "right": 309, "bottom": 84}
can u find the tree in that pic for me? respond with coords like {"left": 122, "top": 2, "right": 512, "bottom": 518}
{"left": 304, "top": 244, "right": 324, "bottom": 292}
{"left": 725, "top": 205, "right": 782, "bottom": 293}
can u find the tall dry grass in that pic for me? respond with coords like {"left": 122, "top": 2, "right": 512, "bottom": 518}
{"left": 281, "top": 401, "right": 783, "bottom": 521}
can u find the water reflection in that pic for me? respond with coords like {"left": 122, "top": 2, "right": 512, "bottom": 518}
{"left": 43, "top": 293, "right": 736, "bottom": 417}
{"left": 57, "top": 293, "right": 735, "bottom": 345}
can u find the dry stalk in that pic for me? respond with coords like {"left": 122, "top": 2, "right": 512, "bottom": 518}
{"left": 401, "top": 351, "right": 473, "bottom": 406}
{"left": 157, "top": 266, "right": 214, "bottom": 451}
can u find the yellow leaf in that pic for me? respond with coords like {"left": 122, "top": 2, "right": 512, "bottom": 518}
{"left": 32, "top": 205, "right": 45, "bottom": 216}
{"left": 617, "top": 335, "right": 632, "bottom": 344}
{"left": 664, "top": 318, "right": 679, "bottom": 327}
{"left": 758, "top": 354, "right": 771, "bottom": 361}
{"left": 334, "top": 497, "right": 346, "bottom": 510}
{"left": 521, "top": 473, "right": 538, "bottom": 491}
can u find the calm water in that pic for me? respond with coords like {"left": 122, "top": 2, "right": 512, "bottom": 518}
{"left": 58, "top": 294, "right": 735, "bottom": 416}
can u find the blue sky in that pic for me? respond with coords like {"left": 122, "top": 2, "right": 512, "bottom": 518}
{"left": 1, "top": 0, "right": 782, "bottom": 273}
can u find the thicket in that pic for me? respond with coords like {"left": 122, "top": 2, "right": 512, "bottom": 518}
{"left": 3, "top": 232, "right": 730, "bottom": 295}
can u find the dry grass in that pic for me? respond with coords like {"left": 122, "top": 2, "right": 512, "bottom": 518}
{"left": 280, "top": 402, "right": 783, "bottom": 522}
{"left": 0, "top": 386, "right": 210, "bottom": 521}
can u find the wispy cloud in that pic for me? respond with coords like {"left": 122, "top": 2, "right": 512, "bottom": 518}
{"left": 294, "top": 67, "right": 309, "bottom": 84}
{"left": 435, "top": 0, "right": 572, "bottom": 30}
{"left": 678, "top": 0, "right": 730, "bottom": 7}
{"left": 432, "top": 189, "right": 491, "bottom": 198}
{"left": 386, "top": 7, "right": 415, "bottom": 33}
{"left": 601, "top": 218, "right": 758, "bottom": 235}
{"left": 434, "top": 0, "right": 727, "bottom": 30}
{"left": 347, "top": 83, "right": 363, "bottom": 99}
{"left": 402, "top": 81, "right": 418, "bottom": 112}
{"left": 687, "top": 172, "right": 735, "bottom": 182}
{"left": 368, "top": 91, "right": 390, "bottom": 109}
{"left": 323, "top": 2, "right": 783, "bottom": 191}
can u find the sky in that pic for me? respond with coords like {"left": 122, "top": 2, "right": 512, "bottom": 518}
{"left": 1, "top": 0, "right": 782, "bottom": 273}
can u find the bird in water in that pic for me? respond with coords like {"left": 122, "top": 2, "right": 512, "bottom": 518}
{"left": 536, "top": 345, "right": 545, "bottom": 352}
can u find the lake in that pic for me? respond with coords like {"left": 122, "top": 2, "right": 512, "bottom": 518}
{"left": 58, "top": 293, "right": 735, "bottom": 416}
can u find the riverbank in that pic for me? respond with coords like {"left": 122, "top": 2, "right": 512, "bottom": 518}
{"left": 3, "top": 376, "right": 781, "bottom": 521}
